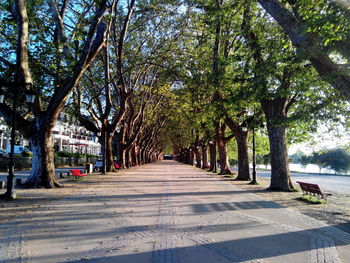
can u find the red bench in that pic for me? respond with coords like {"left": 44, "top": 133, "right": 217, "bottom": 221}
{"left": 70, "top": 169, "right": 87, "bottom": 178}
{"left": 296, "top": 181, "right": 332, "bottom": 199}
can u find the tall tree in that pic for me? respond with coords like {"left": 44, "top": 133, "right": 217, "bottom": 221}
{"left": 75, "top": 0, "right": 136, "bottom": 172}
{"left": 0, "top": 0, "right": 116, "bottom": 188}
{"left": 240, "top": 1, "right": 348, "bottom": 190}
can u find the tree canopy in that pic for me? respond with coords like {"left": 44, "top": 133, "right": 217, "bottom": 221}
{"left": 0, "top": 0, "right": 349, "bottom": 190}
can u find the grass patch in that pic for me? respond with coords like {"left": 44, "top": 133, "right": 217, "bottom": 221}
{"left": 71, "top": 177, "right": 85, "bottom": 181}
{"left": 297, "top": 195, "right": 327, "bottom": 204}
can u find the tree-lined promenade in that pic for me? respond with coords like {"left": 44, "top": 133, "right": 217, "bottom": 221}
{"left": 1, "top": 161, "right": 350, "bottom": 262}
{"left": 0, "top": 0, "right": 349, "bottom": 192}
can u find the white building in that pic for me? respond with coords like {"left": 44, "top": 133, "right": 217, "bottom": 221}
{"left": 0, "top": 115, "right": 101, "bottom": 156}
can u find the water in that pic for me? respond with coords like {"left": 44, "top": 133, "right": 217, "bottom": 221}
{"left": 257, "top": 163, "right": 339, "bottom": 175}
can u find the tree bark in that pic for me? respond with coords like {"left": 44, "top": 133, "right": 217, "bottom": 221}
{"left": 235, "top": 131, "right": 251, "bottom": 180}
{"left": 121, "top": 148, "right": 127, "bottom": 168}
{"left": 131, "top": 145, "right": 137, "bottom": 166}
{"left": 106, "top": 135, "right": 115, "bottom": 172}
{"left": 189, "top": 148, "right": 194, "bottom": 166}
{"left": 225, "top": 117, "right": 250, "bottom": 180}
{"left": 126, "top": 149, "right": 132, "bottom": 168}
{"left": 266, "top": 124, "right": 293, "bottom": 190}
{"left": 261, "top": 98, "right": 294, "bottom": 191}
{"left": 25, "top": 121, "right": 60, "bottom": 188}
{"left": 217, "top": 138, "right": 231, "bottom": 175}
{"left": 216, "top": 121, "right": 232, "bottom": 175}
{"left": 194, "top": 147, "right": 201, "bottom": 168}
{"left": 209, "top": 141, "right": 217, "bottom": 172}
{"left": 201, "top": 144, "right": 209, "bottom": 169}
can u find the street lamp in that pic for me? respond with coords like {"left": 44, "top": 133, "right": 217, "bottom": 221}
{"left": 241, "top": 120, "right": 264, "bottom": 185}
{"left": 115, "top": 125, "right": 122, "bottom": 165}
{"left": 0, "top": 82, "right": 35, "bottom": 199}
{"left": 251, "top": 123, "right": 258, "bottom": 184}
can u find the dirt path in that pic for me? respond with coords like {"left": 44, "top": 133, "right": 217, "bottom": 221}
{"left": 1, "top": 161, "right": 350, "bottom": 262}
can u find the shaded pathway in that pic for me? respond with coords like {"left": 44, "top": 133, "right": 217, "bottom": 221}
{"left": 1, "top": 161, "right": 350, "bottom": 262}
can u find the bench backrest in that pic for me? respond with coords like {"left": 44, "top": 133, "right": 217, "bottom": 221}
{"left": 296, "top": 181, "right": 323, "bottom": 195}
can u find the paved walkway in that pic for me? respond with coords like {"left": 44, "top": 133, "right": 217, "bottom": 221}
{"left": 1, "top": 161, "right": 350, "bottom": 262}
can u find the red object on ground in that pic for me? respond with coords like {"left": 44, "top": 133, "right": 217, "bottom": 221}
{"left": 70, "top": 169, "right": 87, "bottom": 178}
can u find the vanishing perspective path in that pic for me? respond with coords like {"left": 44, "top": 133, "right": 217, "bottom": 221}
{"left": 1, "top": 160, "right": 350, "bottom": 262}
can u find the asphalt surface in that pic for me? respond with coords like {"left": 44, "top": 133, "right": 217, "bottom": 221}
{"left": 256, "top": 170, "right": 350, "bottom": 195}
{"left": 1, "top": 161, "right": 349, "bottom": 262}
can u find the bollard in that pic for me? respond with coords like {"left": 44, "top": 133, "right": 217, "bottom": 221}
{"left": 0, "top": 181, "right": 5, "bottom": 189}
{"left": 85, "top": 163, "right": 93, "bottom": 173}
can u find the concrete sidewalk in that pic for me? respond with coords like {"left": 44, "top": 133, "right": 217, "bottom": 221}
{"left": 1, "top": 160, "right": 349, "bottom": 262}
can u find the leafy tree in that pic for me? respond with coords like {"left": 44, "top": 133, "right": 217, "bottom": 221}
{"left": 238, "top": 0, "right": 350, "bottom": 190}
{"left": 258, "top": 0, "right": 350, "bottom": 99}
{"left": 0, "top": 0, "right": 116, "bottom": 188}
{"left": 300, "top": 155, "right": 311, "bottom": 168}
{"left": 256, "top": 154, "right": 271, "bottom": 169}
{"left": 314, "top": 149, "right": 350, "bottom": 174}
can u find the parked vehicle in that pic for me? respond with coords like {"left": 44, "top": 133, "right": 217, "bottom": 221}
{"left": 0, "top": 149, "right": 8, "bottom": 157}
{"left": 164, "top": 154, "right": 173, "bottom": 160}
{"left": 6, "top": 145, "right": 31, "bottom": 155}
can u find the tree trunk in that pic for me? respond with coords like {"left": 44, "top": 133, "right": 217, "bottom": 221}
{"left": 131, "top": 145, "right": 137, "bottom": 166}
{"left": 266, "top": 124, "right": 293, "bottom": 190}
{"left": 137, "top": 147, "right": 142, "bottom": 165}
{"left": 209, "top": 142, "right": 217, "bottom": 172}
{"left": 121, "top": 148, "right": 127, "bottom": 168}
{"left": 262, "top": 99, "right": 294, "bottom": 191}
{"left": 195, "top": 147, "right": 201, "bottom": 168}
{"left": 235, "top": 131, "right": 251, "bottom": 180}
{"left": 189, "top": 148, "right": 194, "bottom": 166}
{"left": 186, "top": 149, "right": 190, "bottom": 164}
{"left": 216, "top": 121, "right": 232, "bottom": 175}
{"left": 217, "top": 138, "right": 231, "bottom": 175}
{"left": 146, "top": 150, "right": 150, "bottom": 163}
{"left": 140, "top": 148, "right": 145, "bottom": 164}
{"left": 126, "top": 149, "right": 131, "bottom": 168}
{"left": 106, "top": 135, "right": 115, "bottom": 172}
{"left": 25, "top": 124, "right": 60, "bottom": 188}
{"left": 201, "top": 144, "right": 209, "bottom": 169}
